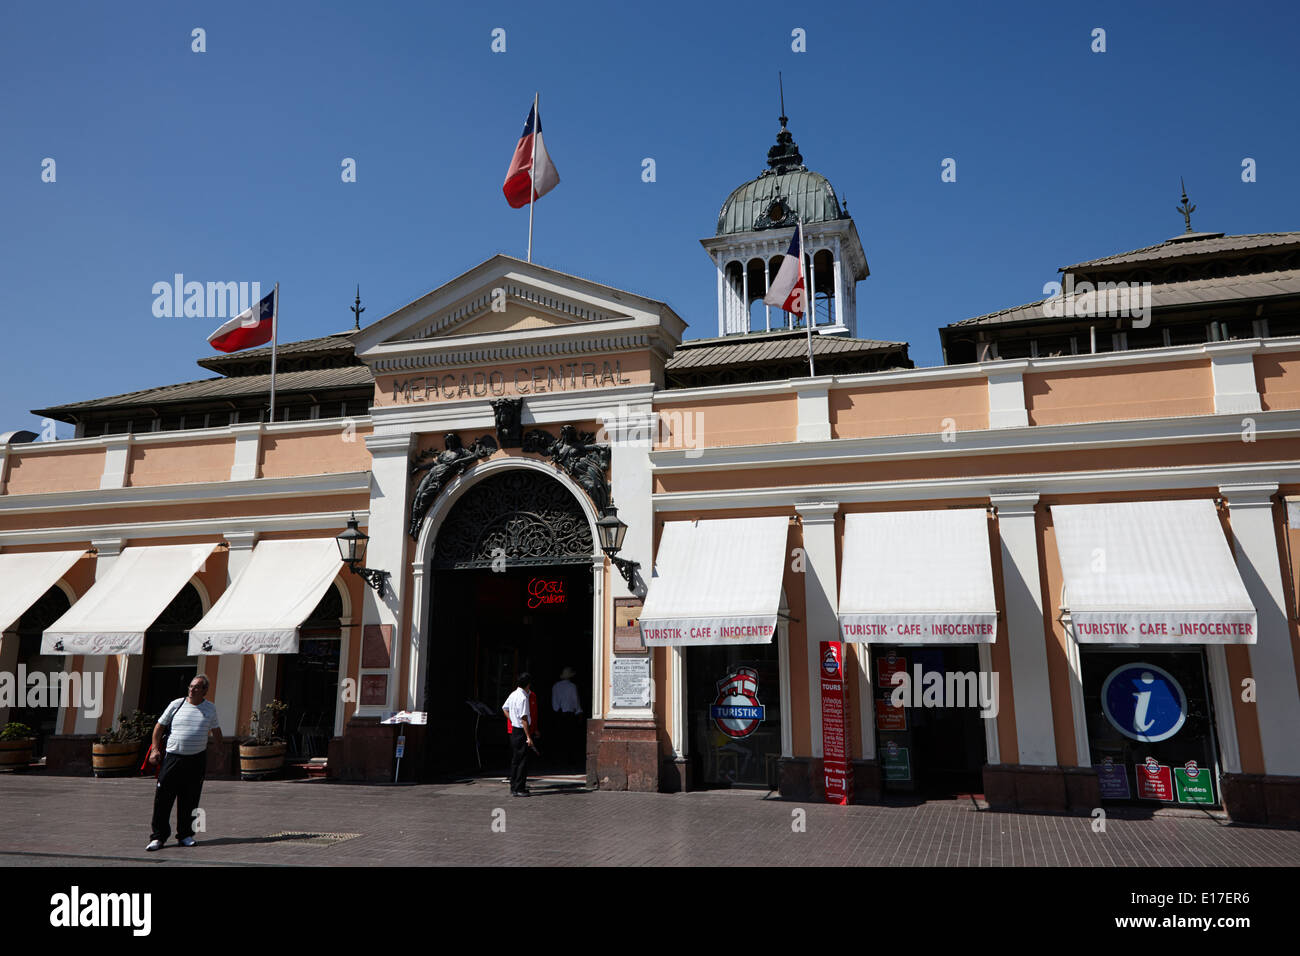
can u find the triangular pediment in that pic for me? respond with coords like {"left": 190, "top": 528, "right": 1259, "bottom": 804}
{"left": 353, "top": 256, "right": 680, "bottom": 350}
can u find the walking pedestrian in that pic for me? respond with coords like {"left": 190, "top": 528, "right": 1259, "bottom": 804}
{"left": 502, "top": 673, "right": 535, "bottom": 796}
{"left": 551, "top": 665, "right": 584, "bottom": 768}
{"left": 146, "top": 674, "right": 222, "bottom": 850}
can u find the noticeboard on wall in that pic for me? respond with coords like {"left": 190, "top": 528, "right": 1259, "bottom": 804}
{"left": 614, "top": 598, "right": 644, "bottom": 654}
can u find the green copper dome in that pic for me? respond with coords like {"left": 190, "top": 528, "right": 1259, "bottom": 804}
{"left": 715, "top": 117, "right": 848, "bottom": 237}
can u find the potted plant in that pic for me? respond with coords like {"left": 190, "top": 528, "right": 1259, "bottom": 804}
{"left": 239, "top": 700, "right": 288, "bottom": 779}
{"left": 93, "top": 711, "right": 156, "bottom": 777}
{"left": 0, "top": 722, "right": 37, "bottom": 771}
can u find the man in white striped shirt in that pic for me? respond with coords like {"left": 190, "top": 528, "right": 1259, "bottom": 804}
{"left": 146, "top": 674, "right": 222, "bottom": 851}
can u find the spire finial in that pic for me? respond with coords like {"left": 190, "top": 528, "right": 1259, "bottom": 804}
{"left": 765, "top": 73, "right": 803, "bottom": 174}
{"left": 1176, "top": 177, "right": 1196, "bottom": 234}
{"left": 351, "top": 285, "right": 364, "bottom": 330}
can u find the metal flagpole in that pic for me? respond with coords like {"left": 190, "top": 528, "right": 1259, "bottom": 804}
{"left": 527, "top": 91, "right": 538, "bottom": 263}
{"left": 269, "top": 282, "right": 280, "bottom": 422}
{"left": 801, "top": 222, "right": 815, "bottom": 377}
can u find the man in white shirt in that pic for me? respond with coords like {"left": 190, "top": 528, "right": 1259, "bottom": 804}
{"left": 502, "top": 673, "right": 535, "bottom": 797}
{"left": 146, "top": 674, "right": 222, "bottom": 850}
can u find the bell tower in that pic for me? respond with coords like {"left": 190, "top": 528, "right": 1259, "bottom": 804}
{"left": 701, "top": 105, "right": 869, "bottom": 338}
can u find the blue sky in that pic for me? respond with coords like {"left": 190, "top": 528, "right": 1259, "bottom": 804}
{"left": 2, "top": 0, "right": 1298, "bottom": 436}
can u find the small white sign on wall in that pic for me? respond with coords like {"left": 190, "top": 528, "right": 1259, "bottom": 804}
{"left": 611, "top": 657, "right": 651, "bottom": 708}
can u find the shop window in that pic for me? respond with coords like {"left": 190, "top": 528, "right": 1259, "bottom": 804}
{"left": 1080, "top": 649, "right": 1221, "bottom": 807}
{"left": 687, "top": 637, "right": 784, "bottom": 789}
{"left": 278, "top": 583, "right": 344, "bottom": 760}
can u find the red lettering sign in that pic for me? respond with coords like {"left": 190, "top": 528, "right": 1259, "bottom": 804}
{"left": 820, "top": 642, "right": 854, "bottom": 806}
{"left": 526, "top": 578, "right": 566, "bottom": 609}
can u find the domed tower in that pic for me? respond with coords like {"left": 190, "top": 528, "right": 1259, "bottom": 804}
{"left": 701, "top": 110, "right": 869, "bottom": 337}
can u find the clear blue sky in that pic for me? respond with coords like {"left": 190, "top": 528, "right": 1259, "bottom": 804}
{"left": 2, "top": 0, "right": 1298, "bottom": 437}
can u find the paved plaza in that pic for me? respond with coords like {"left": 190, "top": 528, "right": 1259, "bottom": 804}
{"left": 1, "top": 774, "right": 1298, "bottom": 867}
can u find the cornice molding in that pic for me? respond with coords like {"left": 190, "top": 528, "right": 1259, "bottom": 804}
{"left": 0, "top": 510, "right": 370, "bottom": 548}
{"left": 649, "top": 409, "right": 1300, "bottom": 474}
{"left": 652, "top": 461, "right": 1300, "bottom": 512}
{"left": 0, "top": 470, "right": 371, "bottom": 517}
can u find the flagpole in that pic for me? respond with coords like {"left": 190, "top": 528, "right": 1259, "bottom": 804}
{"left": 527, "top": 91, "right": 538, "bottom": 263}
{"left": 269, "top": 282, "right": 279, "bottom": 422}
{"left": 801, "top": 222, "right": 815, "bottom": 377}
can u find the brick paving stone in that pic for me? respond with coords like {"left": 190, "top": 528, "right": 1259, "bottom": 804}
{"left": 0, "top": 774, "right": 1298, "bottom": 867}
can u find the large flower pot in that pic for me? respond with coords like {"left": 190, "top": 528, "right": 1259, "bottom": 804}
{"left": 239, "top": 742, "right": 287, "bottom": 780}
{"left": 0, "top": 739, "right": 35, "bottom": 771}
{"left": 92, "top": 741, "right": 143, "bottom": 777}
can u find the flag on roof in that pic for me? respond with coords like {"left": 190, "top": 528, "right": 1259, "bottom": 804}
{"left": 207, "top": 288, "right": 275, "bottom": 353}
{"left": 503, "top": 102, "right": 560, "bottom": 208}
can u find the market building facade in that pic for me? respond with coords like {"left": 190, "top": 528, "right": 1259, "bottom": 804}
{"left": 2, "top": 119, "right": 1299, "bottom": 824}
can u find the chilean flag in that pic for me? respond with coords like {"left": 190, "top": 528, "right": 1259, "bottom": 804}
{"left": 763, "top": 225, "right": 806, "bottom": 316}
{"left": 503, "top": 102, "right": 560, "bottom": 208}
{"left": 207, "top": 288, "right": 275, "bottom": 353}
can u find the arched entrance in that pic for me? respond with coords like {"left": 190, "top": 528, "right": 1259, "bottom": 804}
{"left": 423, "top": 468, "right": 596, "bottom": 778}
{"left": 140, "top": 582, "right": 205, "bottom": 718}
{"left": 276, "top": 582, "right": 347, "bottom": 762}
{"left": 11, "top": 585, "right": 72, "bottom": 758}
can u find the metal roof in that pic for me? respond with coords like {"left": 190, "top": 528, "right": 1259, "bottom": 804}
{"left": 1062, "top": 232, "right": 1300, "bottom": 271}
{"left": 945, "top": 269, "right": 1300, "bottom": 329}
{"left": 666, "top": 330, "right": 906, "bottom": 370}
{"left": 716, "top": 169, "right": 846, "bottom": 237}
{"left": 33, "top": 365, "right": 374, "bottom": 415}
{"left": 196, "top": 331, "right": 359, "bottom": 372}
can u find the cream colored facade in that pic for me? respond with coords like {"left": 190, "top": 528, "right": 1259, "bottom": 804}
{"left": 3, "top": 254, "right": 1300, "bottom": 823}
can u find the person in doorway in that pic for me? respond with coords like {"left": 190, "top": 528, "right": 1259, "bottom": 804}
{"left": 146, "top": 674, "right": 222, "bottom": 850}
{"left": 502, "top": 673, "right": 535, "bottom": 796}
{"left": 551, "top": 666, "right": 584, "bottom": 768}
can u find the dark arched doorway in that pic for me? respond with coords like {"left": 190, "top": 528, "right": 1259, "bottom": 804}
{"left": 140, "top": 582, "right": 204, "bottom": 719}
{"left": 276, "top": 583, "right": 344, "bottom": 762}
{"left": 424, "top": 469, "right": 595, "bottom": 779}
{"left": 12, "top": 585, "right": 72, "bottom": 758}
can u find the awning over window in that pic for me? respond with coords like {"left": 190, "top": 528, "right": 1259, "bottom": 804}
{"left": 838, "top": 509, "right": 998, "bottom": 644}
{"left": 188, "top": 539, "right": 343, "bottom": 655}
{"left": 639, "top": 516, "right": 788, "bottom": 646}
{"left": 0, "top": 550, "right": 85, "bottom": 633}
{"left": 1052, "top": 499, "right": 1256, "bottom": 644}
{"left": 42, "top": 544, "right": 217, "bottom": 655}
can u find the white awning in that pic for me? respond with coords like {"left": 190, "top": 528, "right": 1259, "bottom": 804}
{"left": 639, "top": 516, "right": 788, "bottom": 646}
{"left": 42, "top": 543, "right": 217, "bottom": 655}
{"left": 838, "top": 509, "right": 998, "bottom": 643}
{"left": 1052, "top": 499, "right": 1256, "bottom": 644}
{"left": 0, "top": 550, "right": 85, "bottom": 633}
{"left": 188, "top": 538, "right": 343, "bottom": 655}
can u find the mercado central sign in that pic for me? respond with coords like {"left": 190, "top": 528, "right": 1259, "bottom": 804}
{"left": 386, "top": 357, "right": 638, "bottom": 404}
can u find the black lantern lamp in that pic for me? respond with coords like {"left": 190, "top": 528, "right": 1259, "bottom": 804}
{"left": 336, "top": 512, "right": 390, "bottom": 598}
{"left": 597, "top": 506, "right": 643, "bottom": 597}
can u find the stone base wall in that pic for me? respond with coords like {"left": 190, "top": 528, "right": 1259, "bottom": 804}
{"left": 44, "top": 735, "right": 95, "bottom": 775}
{"left": 983, "top": 764, "right": 1101, "bottom": 812}
{"left": 1221, "top": 773, "right": 1300, "bottom": 826}
{"left": 329, "top": 718, "right": 426, "bottom": 782}
{"left": 591, "top": 719, "right": 658, "bottom": 792}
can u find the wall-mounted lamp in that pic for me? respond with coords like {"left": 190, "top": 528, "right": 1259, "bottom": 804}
{"left": 596, "top": 506, "right": 645, "bottom": 599}
{"left": 336, "top": 512, "right": 391, "bottom": 599}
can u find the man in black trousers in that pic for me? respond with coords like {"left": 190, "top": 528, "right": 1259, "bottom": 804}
{"left": 501, "top": 673, "right": 535, "bottom": 796}
{"left": 146, "top": 674, "right": 222, "bottom": 850}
